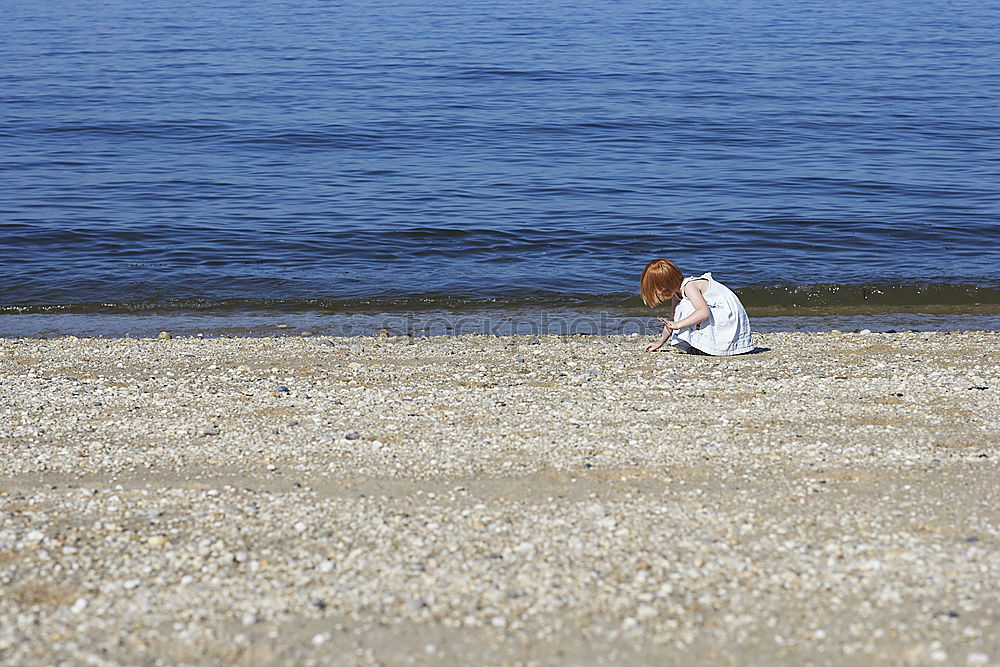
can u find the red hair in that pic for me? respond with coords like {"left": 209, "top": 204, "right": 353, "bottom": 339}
{"left": 640, "top": 259, "right": 683, "bottom": 307}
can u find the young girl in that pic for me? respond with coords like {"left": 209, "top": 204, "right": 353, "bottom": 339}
{"left": 640, "top": 259, "right": 754, "bottom": 356}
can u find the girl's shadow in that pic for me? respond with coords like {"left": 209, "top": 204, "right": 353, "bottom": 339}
{"left": 683, "top": 346, "right": 770, "bottom": 355}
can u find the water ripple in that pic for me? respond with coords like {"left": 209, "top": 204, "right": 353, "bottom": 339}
{"left": 1, "top": 0, "right": 998, "bottom": 317}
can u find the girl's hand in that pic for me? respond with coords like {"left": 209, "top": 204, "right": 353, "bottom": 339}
{"left": 644, "top": 340, "right": 664, "bottom": 352}
{"left": 658, "top": 317, "right": 680, "bottom": 331}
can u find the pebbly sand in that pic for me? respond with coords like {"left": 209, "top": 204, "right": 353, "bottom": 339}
{"left": 0, "top": 331, "right": 997, "bottom": 665}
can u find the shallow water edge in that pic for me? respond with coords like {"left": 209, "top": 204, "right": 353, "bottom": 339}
{"left": 2, "top": 308, "right": 997, "bottom": 339}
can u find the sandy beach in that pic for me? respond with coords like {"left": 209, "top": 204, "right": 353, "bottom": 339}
{"left": 0, "top": 331, "right": 997, "bottom": 665}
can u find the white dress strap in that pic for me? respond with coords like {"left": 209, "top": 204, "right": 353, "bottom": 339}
{"left": 680, "top": 273, "right": 711, "bottom": 294}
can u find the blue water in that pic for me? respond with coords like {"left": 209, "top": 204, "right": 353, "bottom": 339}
{"left": 2, "top": 0, "right": 999, "bottom": 333}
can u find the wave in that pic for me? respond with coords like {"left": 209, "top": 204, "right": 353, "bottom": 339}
{"left": 3, "top": 283, "right": 997, "bottom": 318}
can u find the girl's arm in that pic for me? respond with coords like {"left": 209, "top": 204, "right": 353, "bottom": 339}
{"left": 643, "top": 293, "right": 685, "bottom": 352}
{"left": 666, "top": 282, "right": 710, "bottom": 330}
{"left": 644, "top": 322, "right": 671, "bottom": 351}
{"left": 644, "top": 294, "right": 682, "bottom": 351}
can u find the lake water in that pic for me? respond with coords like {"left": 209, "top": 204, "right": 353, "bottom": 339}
{"left": 2, "top": 0, "right": 998, "bottom": 336}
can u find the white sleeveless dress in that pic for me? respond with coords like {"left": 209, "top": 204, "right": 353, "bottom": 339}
{"left": 669, "top": 272, "right": 754, "bottom": 356}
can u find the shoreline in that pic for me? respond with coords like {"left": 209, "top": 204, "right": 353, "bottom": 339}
{"left": 1, "top": 332, "right": 997, "bottom": 664}
{"left": 2, "top": 308, "right": 998, "bottom": 339}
